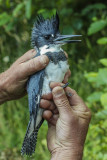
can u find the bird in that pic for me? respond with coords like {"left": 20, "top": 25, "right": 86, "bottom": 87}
{"left": 21, "top": 12, "right": 81, "bottom": 156}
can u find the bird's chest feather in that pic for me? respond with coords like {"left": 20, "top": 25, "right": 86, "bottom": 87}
{"left": 42, "top": 60, "right": 69, "bottom": 95}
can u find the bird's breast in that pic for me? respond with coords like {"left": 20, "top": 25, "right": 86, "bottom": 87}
{"left": 42, "top": 60, "right": 69, "bottom": 95}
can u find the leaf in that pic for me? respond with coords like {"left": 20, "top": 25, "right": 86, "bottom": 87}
{"left": 81, "top": 3, "right": 106, "bottom": 15}
{"left": 63, "top": 26, "right": 74, "bottom": 34}
{"left": 37, "top": 9, "right": 46, "bottom": 14}
{"left": 95, "top": 110, "right": 107, "bottom": 119}
{"left": 96, "top": 68, "right": 107, "bottom": 85}
{"left": 93, "top": 3, "right": 107, "bottom": 10}
{"left": 25, "top": 0, "right": 32, "bottom": 19}
{"left": 97, "top": 37, "right": 107, "bottom": 45}
{"left": 87, "top": 92, "right": 103, "bottom": 103}
{"left": 100, "top": 93, "right": 107, "bottom": 108}
{"left": 5, "top": 22, "right": 14, "bottom": 31}
{"left": 84, "top": 72, "right": 98, "bottom": 83}
{"left": 13, "top": 3, "right": 24, "bottom": 17}
{"left": 0, "top": 12, "right": 11, "bottom": 26}
{"left": 99, "top": 58, "right": 107, "bottom": 67}
{"left": 88, "top": 20, "right": 107, "bottom": 35}
{"left": 37, "top": 8, "right": 56, "bottom": 18}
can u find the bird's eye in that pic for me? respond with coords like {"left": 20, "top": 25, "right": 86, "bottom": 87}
{"left": 44, "top": 35, "right": 50, "bottom": 40}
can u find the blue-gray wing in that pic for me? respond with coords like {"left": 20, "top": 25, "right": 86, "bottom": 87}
{"left": 21, "top": 69, "right": 45, "bottom": 155}
{"left": 27, "top": 50, "right": 44, "bottom": 115}
{"left": 27, "top": 69, "right": 45, "bottom": 115}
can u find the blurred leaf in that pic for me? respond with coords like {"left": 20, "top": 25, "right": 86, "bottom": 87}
{"left": 5, "top": 22, "right": 14, "bottom": 32}
{"left": 0, "top": 12, "right": 11, "bottom": 26}
{"left": 41, "top": 139, "right": 47, "bottom": 147}
{"left": 72, "top": 18, "right": 83, "bottom": 30}
{"left": 82, "top": 3, "right": 107, "bottom": 15}
{"left": 25, "top": 0, "right": 32, "bottom": 19}
{"left": 60, "top": 8, "right": 73, "bottom": 15}
{"left": 88, "top": 20, "right": 107, "bottom": 35}
{"left": 99, "top": 58, "right": 107, "bottom": 67}
{"left": 97, "top": 37, "right": 107, "bottom": 45}
{"left": 87, "top": 91, "right": 103, "bottom": 103}
{"left": 95, "top": 110, "right": 107, "bottom": 120}
{"left": 6, "top": 0, "right": 10, "bottom": 7}
{"left": 93, "top": 3, "right": 107, "bottom": 9}
{"left": 96, "top": 68, "right": 107, "bottom": 85}
{"left": 13, "top": 3, "right": 24, "bottom": 17}
{"left": 37, "top": 9, "right": 46, "bottom": 14}
{"left": 37, "top": 8, "right": 56, "bottom": 18}
{"left": 84, "top": 72, "right": 98, "bottom": 83}
{"left": 92, "top": 17, "right": 98, "bottom": 22}
{"left": 62, "top": 25, "right": 73, "bottom": 34}
{"left": 100, "top": 93, "right": 107, "bottom": 108}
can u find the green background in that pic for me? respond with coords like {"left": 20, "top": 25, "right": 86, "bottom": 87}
{"left": 0, "top": 0, "right": 107, "bottom": 159}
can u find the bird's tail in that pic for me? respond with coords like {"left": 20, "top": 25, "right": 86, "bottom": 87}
{"left": 21, "top": 116, "right": 43, "bottom": 156}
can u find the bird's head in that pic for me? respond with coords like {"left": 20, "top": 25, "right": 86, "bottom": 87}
{"left": 31, "top": 13, "right": 81, "bottom": 49}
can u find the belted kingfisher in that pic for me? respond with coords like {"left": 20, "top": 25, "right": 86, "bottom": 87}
{"left": 21, "top": 12, "right": 81, "bottom": 155}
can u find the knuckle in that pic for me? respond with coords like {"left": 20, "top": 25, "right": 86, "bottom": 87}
{"left": 56, "top": 97, "right": 69, "bottom": 108}
{"left": 30, "top": 58, "right": 40, "bottom": 71}
{"left": 71, "top": 89, "right": 77, "bottom": 95}
{"left": 88, "top": 109, "right": 92, "bottom": 119}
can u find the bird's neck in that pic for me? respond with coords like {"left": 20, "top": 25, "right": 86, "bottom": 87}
{"left": 39, "top": 45, "right": 63, "bottom": 55}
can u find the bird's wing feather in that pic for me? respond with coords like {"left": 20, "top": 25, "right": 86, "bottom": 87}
{"left": 27, "top": 69, "right": 45, "bottom": 115}
{"left": 27, "top": 50, "right": 44, "bottom": 114}
{"left": 21, "top": 55, "right": 45, "bottom": 155}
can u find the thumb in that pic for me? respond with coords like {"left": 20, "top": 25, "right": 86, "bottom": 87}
{"left": 52, "top": 86, "right": 73, "bottom": 121}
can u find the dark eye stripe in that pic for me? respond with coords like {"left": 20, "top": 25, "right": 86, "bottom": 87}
{"left": 44, "top": 34, "right": 55, "bottom": 40}
{"left": 44, "top": 35, "right": 50, "bottom": 40}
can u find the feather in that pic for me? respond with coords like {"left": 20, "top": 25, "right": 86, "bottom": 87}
{"left": 21, "top": 52, "right": 45, "bottom": 155}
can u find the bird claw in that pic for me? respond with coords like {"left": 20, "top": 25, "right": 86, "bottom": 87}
{"left": 61, "top": 82, "right": 69, "bottom": 88}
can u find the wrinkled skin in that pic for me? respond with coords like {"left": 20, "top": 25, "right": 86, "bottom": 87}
{"left": 40, "top": 82, "right": 91, "bottom": 160}
{"left": 0, "top": 50, "right": 91, "bottom": 160}
{"left": 0, "top": 49, "right": 71, "bottom": 104}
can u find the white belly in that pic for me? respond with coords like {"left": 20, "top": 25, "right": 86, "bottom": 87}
{"left": 35, "top": 60, "right": 69, "bottom": 128}
{"left": 42, "top": 61, "right": 69, "bottom": 95}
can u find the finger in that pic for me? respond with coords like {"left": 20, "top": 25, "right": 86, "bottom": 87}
{"left": 40, "top": 99, "right": 59, "bottom": 114}
{"left": 52, "top": 86, "right": 73, "bottom": 120}
{"left": 63, "top": 69, "right": 71, "bottom": 83}
{"left": 65, "top": 87, "right": 89, "bottom": 112}
{"left": 40, "top": 99, "right": 56, "bottom": 110}
{"left": 15, "top": 49, "right": 37, "bottom": 64}
{"left": 50, "top": 81, "right": 63, "bottom": 88}
{"left": 48, "top": 114, "right": 59, "bottom": 125}
{"left": 19, "top": 55, "right": 49, "bottom": 77}
{"left": 42, "top": 92, "right": 53, "bottom": 100}
{"left": 43, "top": 110, "right": 53, "bottom": 120}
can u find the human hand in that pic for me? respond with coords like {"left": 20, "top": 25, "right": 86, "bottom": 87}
{"left": 0, "top": 49, "right": 49, "bottom": 103}
{"left": 40, "top": 82, "right": 91, "bottom": 160}
{"left": 0, "top": 50, "right": 70, "bottom": 104}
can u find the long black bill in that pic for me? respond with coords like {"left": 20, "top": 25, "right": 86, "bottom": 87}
{"left": 54, "top": 35, "right": 82, "bottom": 45}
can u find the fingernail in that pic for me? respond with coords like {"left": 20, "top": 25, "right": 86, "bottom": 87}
{"left": 53, "top": 88, "right": 64, "bottom": 97}
{"left": 40, "top": 55, "right": 48, "bottom": 66}
{"left": 66, "top": 92, "right": 73, "bottom": 97}
{"left": 61, "top": 82, "right": 69, "bottom": 89}
{"left": 49, "top": 81, "right": 54, "bottom": 87}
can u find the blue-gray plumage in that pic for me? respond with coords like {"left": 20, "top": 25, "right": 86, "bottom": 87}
{"left": 21, "top": 12, "right": 81, "bottom": 156}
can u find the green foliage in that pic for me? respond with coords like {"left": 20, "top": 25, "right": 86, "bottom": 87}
{"left": 0, "top": 12, "right": 12, "bottom": 26}
{"left": 84, "top": 58, "right": 107, "bottom": 160}
{"left": 88, "top": 20, "right": 107, "bottom": 35}
{"left": 97, "top": 37, "right": 107, "bottom": 45}
{"left": 0, "top": 0, "right": 107, "bottom": 160}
